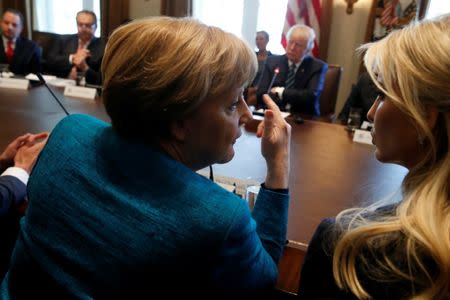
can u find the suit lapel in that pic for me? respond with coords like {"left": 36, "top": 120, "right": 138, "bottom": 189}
{"left": 87, "top": 37, "right": 97, "bottom": 52}
{"left": 13, "top": 37, "right": 23, "bottom": 63}
{"left": 0, "top": 41, "right": 6, "bottom": 63}
{"left": 70, "top": 35, "right": 78, "bottom": 54}
{"left": 278, "top": 55, "right": 289, "bottom": 84}
{"left": 294, "top": 56, "right": 312, "bottom": 87}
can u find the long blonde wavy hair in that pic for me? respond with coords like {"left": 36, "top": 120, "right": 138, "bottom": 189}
{"left": 332, "top": 14, "right": 450, "bottom": 299}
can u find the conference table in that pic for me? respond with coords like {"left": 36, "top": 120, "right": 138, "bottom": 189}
{"left": 0, "top": 85, "right": 407, "bottom": 293}
{"left": 0, "top": 85, "right": 109, "bottom": 148}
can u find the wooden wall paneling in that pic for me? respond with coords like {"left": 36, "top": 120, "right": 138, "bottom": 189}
{"left": 319, "top": 0, "right": 334, "bottom": 61}
{"left": 418, "top": 0, "right": 430, "bottom": 20}
{"left": 101, "top": 0, "right": 130, "bottom": 39}
{"left": 160, "top": 0, "right": 192, "bottom": 17}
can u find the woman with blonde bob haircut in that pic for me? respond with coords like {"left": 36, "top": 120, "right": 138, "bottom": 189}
{"left": 1, "top": 17, "right": 291, "bottom": 298}
{"left": 102, "top": 17, "right": 260, "bottom": 140}
{"left": 298, "top": 14, "right": 450, "bottom": 299}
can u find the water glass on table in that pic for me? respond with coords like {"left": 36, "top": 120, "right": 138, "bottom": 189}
{"left": 346, "top": 107, "right": 362, "bottom": 131}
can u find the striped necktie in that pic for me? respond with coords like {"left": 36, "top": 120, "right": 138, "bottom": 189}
{"left": 285, "top": 63, "right": 296, "bottom": 89}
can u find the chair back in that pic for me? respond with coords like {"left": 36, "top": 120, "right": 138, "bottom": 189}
{"left": 32, "top": 31, "right": 60, "bottom": 61}
{"left": 320, "top": 64, "right": 342, "bottom": 119}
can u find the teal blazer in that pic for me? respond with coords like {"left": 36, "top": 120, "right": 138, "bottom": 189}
{"left": 2, "top": 114, "right": 289, "bottom": 298}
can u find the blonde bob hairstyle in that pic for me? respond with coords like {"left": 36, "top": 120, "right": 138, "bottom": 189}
{"left": 101, "top": 17, "right": 257, "bottom": 140}
{"left": 332, "top": 14, "right": 450, "bottom": 299}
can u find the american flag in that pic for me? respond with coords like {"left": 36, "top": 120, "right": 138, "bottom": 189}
{"left": 281, "top": 0, "right": 321, "bottom": 58}
{"left": 380, "top": 0, "right": 399, "bottom": 27}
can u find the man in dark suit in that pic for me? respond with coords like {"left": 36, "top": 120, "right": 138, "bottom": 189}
{"left": 0, "top": 132, "right": 47, "bottom": 279}
{"left": 0, "top": 9, "right": 41, "bottom": 75}
{"left": 257, "top": 24, "right": 327, "bottom": 117}
{"left": 338, "top": 72, "right": 379, "bottom": 125}
{"left": 46, "top": 10, "right": 105, "bottom": 85}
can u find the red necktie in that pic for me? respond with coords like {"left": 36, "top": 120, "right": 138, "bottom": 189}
{"left": 6, "top": 40, "right": 14, "bottom": 64}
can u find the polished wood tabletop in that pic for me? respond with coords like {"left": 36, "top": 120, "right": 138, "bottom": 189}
{"left": 220, "top": 116, "right": 407, "bottom": 293}
{"left": 0, "top": 85, "right": 109, "bottom": 150}
{"left": 0, "top": 85, "right": 408, "bottom": 293}
{"left": 215, "top": 117, "right": 407, "bottom": 246}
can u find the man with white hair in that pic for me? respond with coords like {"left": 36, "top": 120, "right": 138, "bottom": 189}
{"left": 256, "top": 24, "right": 327, "bottom": 116}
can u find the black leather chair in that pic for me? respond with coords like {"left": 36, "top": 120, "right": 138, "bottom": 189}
{"left": 319, "top": 64, "right": 343, "bottom": 122}
{"left": 31, "top": 31, "right": 65, "bottom": 74}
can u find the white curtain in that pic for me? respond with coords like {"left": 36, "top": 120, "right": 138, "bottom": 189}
{"left": 33, "top": 0, "right": 101, "bottom": 37}
{"left": 192, "top": 0, "right": 288, "bottom": 55}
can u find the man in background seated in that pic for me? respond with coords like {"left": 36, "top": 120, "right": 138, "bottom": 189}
{"left": 338, "top": 72, "right": 379, "bottom": 125}
{"left": 257, "top": 24, "right": 327, "bottom": 117}
{"left": 0, "top": 9, "right": 41, "bottom": 75}
{"left": 0, "top": 132, "right": 47, "bottom": 279}
{"left": 46, "top": 10, "right": 105, "bottom": 85}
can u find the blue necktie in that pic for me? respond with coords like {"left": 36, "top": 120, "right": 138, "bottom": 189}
{"left": 285, "top": 63, "right": 296, "bottom": 89}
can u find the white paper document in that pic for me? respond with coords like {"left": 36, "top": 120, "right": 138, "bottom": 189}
{"left": 0, "top": 77, "right": 29, "bottom": 90}
{"left": 64, "top": 85, "right": 97, "bottom": 100}
{"left": 353, "top": 129, "right": 373, "bottom": 145}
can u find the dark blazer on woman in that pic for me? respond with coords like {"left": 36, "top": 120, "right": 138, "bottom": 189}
{"left": 298, "top": 206, "right": 424, "bottom": 300}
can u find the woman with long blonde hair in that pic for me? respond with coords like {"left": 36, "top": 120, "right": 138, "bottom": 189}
{"left": 298, "top": 14, "right": 450, "bottom": 299}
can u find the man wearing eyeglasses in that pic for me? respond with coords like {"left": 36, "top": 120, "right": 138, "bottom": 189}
{"left": 256, "top": 24, "right": 327, "bottom": 117}
{"left": 46, "top": 10, "right": 105, "bottom": 85}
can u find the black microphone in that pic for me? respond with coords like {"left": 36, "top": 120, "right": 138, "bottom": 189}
{"left": 209, "top": 165, "right": 214, "bottom": 182}
{"left": 36, "top": 73, "right": 70, "bottom": 116}
{"left": 252, "top": 67, "right": 281, "bottom": 117}
{"left": 266, "top": 67, "right": 280, "bottom": 94}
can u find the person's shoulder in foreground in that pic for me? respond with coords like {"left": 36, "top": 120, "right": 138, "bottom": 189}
{"left": 1, "top": 16, "right": 291, "bottom": 298}
{"left": 297, "top": 13, "right": 450, "bottom": 299}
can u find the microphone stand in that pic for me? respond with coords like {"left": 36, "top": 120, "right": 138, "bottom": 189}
{"left": 36, "top": 73, "right": 70, "bottom": 116}
{"left": 266, "top": 67, "right": 280, "bottom": 94}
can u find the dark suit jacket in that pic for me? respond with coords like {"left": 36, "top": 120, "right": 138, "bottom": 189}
{"left": 0, "top": 175, "right": 26, "bottom": 216}
{"left": 257, "top": 55, "right": 327, "bottom": 117}
{"left": 298, "top": 207, "right": 428, "bottom": 300}
{"left": 0, "top": 175, "right": 26, "bottom": 280}
{"left": 252, "top": 50, "right": 273, "bottom": 87}
{"left": 338, "top": 72, "right": 379, "bottom": 124}
{"left": 46, "top": 34, "right": 105, "bottom": 85}
{"left": 0, "top": 37, "right": 42, "bottom": 75}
